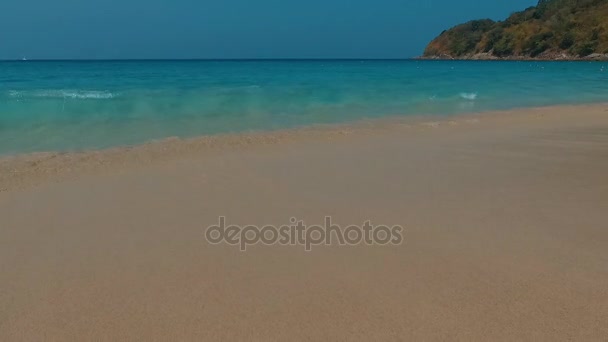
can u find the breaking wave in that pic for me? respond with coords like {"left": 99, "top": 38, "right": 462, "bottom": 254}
{"left": 8, "top": 90, "right": 116, "bottom": 99}
{"left": 459, "top": 92, "right": 478, "bottom": 100}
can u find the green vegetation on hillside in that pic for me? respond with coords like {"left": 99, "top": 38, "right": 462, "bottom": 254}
{"left": 423, "top": 0, "right": 608, "bottom": 59}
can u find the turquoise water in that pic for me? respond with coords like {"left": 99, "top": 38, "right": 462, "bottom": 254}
{"left": 1, "top": 60, "right": 607, "bottom": 155}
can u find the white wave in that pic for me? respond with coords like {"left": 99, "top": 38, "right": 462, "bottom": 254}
{"left": 459, "top": 92, "right": 478, "bottom": 101}
{"left": 32, "top": 90, "right": 116, "bottom": 99}
{"left": 62, "top": 91, "right": 115, "bottom": 99}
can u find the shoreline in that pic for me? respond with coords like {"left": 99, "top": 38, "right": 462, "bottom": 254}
{"left": 418, "top": 55, "right": 608, "bottom": 61}
{"left": 1, "top": 102, "right": 607, "bottom": 192}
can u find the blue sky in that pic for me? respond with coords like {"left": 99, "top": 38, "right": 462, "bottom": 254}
{"left": 0, "top": 0, "right": 536, "bottom": 59}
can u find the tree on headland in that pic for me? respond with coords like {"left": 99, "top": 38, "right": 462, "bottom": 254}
{"left": 423, "top": 0, "right": 608, "bottom": 59}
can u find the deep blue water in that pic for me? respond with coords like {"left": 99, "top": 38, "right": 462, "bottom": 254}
{"left": 1, "top": 60, "right": 607, "bottom": 155}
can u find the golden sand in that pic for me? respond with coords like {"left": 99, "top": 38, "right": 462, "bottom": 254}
{"left": 1, "top": 104, "right": 608, "bottom": 340}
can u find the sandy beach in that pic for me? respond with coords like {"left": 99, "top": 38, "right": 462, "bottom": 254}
{"left": 1, "top": 104, "right": 608, "bottom": 340}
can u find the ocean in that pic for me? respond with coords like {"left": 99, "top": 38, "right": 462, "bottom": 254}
{"left": 1, "top": 60, "right": 607, "bottom": 155}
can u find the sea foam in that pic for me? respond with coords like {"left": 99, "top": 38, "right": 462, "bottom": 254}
{"left": 35, "top": 90, "right": 116, "bottom": 99}
{"left": 459, "top": 92, "right": 478, "bottom": 100}
{"left": 7, "top": 90, "right": 116, "bottom": 99}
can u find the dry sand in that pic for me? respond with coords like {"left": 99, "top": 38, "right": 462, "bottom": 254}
{"left": 1, "top": 104, "right": 608, "bottom": 340}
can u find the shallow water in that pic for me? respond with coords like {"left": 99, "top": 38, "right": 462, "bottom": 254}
{"left": 1, "top": 60, "right": 607, "bottom": 155}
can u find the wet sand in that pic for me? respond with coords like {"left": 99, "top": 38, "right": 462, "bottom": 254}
{"left": 1, "top": 104, "right": 608, "bottom": 340}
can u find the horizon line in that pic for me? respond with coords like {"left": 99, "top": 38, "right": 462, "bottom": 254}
{"left": 0, "top": 58, "right": 420, "bottom": 62}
